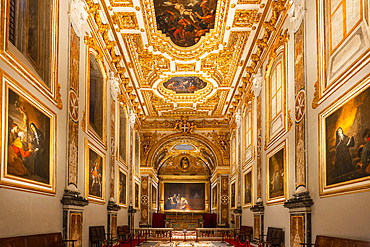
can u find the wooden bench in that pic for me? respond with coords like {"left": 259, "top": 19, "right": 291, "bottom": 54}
{"left": 0, "top": 232, "right": 76, "bottom": 247}
{"left": 259, "top": 227, "right": 284, "bottom": 247}
{"left": 117, "top": 225, "right": 132, "bottom": 241}
{"left": 238, "top": 226, "right": 253, "bottom": 242}
{"left": 300, "top": 235, "right": 370, "bottom": 247}
{"left": 89, "top": 226, "right": 106, "bottom": 247}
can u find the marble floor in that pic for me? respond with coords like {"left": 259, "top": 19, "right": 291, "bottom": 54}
{"left": 140, "top": 241, "right": 230, "bottom": 247}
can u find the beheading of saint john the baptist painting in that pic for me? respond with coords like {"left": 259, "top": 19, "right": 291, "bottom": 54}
{"left": 320, "top": 78, "right": 370, "bottom": 196}
{"left": 154, "top": 0, "right": 218, "bottom": 47}
{"left": 163, "top": 77, "right": 207, "bottom": 93}
{"left": 267, "top": 140, "right": 287, "bottom": 204}
{"left": 0, "top": 74, "right": 56, "bottom": 194}
{"left": 85, "top": 139, "right": 105, "bottom": 203}
{"left": 119, "top": 169, "right": 127, "bottom": 206}
{"left": 164, "top": 183, "right": 205, "bottom": 211}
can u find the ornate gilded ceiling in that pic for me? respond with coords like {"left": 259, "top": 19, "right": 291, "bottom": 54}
{"left": 83, "top": 0, "right": 289, "bottom": 123}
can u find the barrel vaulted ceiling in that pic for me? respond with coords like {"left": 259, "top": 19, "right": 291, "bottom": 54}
{"left": 82, "top": 0, "right": 289, "bottom": 124}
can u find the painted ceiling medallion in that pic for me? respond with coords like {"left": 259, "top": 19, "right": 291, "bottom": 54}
{"left": 154, "top": 0, "right": 218, "bottom": 47}
{"left": 163, "top": 76, "right": 207, "bottom": 93}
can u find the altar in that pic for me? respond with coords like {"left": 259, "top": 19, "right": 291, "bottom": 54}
{"left": 164, "top": 212, "right": 204, "bottom": 229}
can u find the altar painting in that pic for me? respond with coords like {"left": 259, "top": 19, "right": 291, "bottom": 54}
{"left": 164, "top": 183, "right": 205, "bottom": 211}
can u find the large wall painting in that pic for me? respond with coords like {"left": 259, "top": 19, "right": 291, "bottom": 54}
{"left": 266, "top": 139, "right": 288, "bottom": 204}
{"left": 243, "top": 168, "right": 252, "bottom": 207}
{"left": 319, "top": 76, "right": 370, "bottom": 196}
{"left": 118, "top": 168, "right": 127, "bottom": 206}
{"left": 163, "top": 77, "right": 207, "bottom": 94}
{"left": 230, "top": 181, "right": 236, "bottom": 208}
{"left": 154, "top": 0, "right": 218, "bottom": 47}
{"left": 134, "top": 182, "right": 140, "bottom": 209}
{"left": 118, "top": 105, "right": 127, "bottom": 164}
{"left": 85, "top": 139, "right": 105, "bottom": 203}
{"left": 164, "top": 183, "right": 205, "bottom": 211}
{"left": 0, "top": 73, "right": 56, "bottom": 194}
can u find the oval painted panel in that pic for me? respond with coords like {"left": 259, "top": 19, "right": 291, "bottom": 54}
{"left": 154, "top": 0, "right": 218, "bottom": 47}
{"left": 163, "top": 77, "right": 207, "bottom": 93}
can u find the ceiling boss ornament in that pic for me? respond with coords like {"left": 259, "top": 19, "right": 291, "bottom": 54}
{"left": 174, "top": 117, "right": 196, "bottom": 134}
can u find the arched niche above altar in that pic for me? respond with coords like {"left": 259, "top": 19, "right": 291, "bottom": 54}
{"left": 158, "top": 153, "right": 211, "bottom": 176}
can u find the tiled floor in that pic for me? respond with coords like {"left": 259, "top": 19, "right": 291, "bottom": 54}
{"left": 141, "top": 241, "right": 230, "bottom": 247}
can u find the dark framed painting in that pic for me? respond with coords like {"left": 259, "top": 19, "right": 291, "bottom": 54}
{"left": 0, "top": 72, "right": 56, "bottom": 194}
{"left": 134, "top": 182, "right": 140, "bottom": 209}
{"left": 118, "top": 168, "right": 127, "bottom": 206}
{"left": 212, "top": 184, "right": 217, "bottom": 209}
{"left": 230, "top": 181, "right": 236, "bottom": 208}
{"left": 153, "top": 0, "right": 218, "bottom": 47}
{"left": 118, "top": 104, "right": 127, "bottom": 164}
{"left": 85, "top": 139, "right": 105, "bottom": 203}
{"left": 164, "top": 182, "right": 206, "bottom": 211}
{"left": 85, "top": 50, "right": 106, "bottom": 148}
{"left": 266, "top": 139, "right": 288, "bottom": 204}
{"left": 135, "top": 131, "right": 140, "bottom": 175}
{"left": 319, "top": 77, "right": 370, "bottom": 196}
{"left": 244, "top": 168, "right": 253, "bottom": 207}
{"left": 152, "top": 184, "right": 157, "bottom": 209}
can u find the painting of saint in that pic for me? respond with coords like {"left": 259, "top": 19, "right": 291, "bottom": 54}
{"left": 89, "top": 150, "right": 103, "bottom": 198}
{"left": 180, "top": 156, "right": 190, "bottom": 170}
{"left": 163, "top": 77, "right": 207, "bottom": 93}
{"left": 154, "top": 0, "right": 218, "bottom": 47}
{"left": 324, "top": 86, "right": 370, "bottom": 186}
{"left": 135, "top": 183, "right": 139, "bottom": 208}
{"left": 268, "top": 148, "right": 285, "bottom": 200}
{"left": 119, "top": 171, "right": 127, "bottom": 205}
{"left": 6, "top": 88, "right": 51, "bottom": 184}
{"left": 244, "top": 171, "right": 252, "bottom": 205}
{"left": 119, "top": 106, "right": 127, "bottom": 163}
{"left": 231, "top": 182, "right": 235, "bottom": 208}
{"left": 164, "top": 183, "right": 205, "bottom": 211}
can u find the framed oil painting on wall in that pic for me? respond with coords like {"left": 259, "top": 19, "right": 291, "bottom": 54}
{"left": 85, "top": 49, "right": 107, "bottom": 149}
{"left": 211, "top": 184, "right": 218, "bottom": 210}
{"left": 243, "top": 168, "right": 253, "bottom": 207}
{"left": 319, "top": 75, "right": 370, "bottom": 197}
{"left": 118, "top": 167, "right": 127, "bottom": 206}
{"left": 230, "top": 181, "right": 236, "bottom": 208}
{"left": 266, "top": 139, "right": 288, "bottom": 204}
{"left": 134, "top": 182, "right": 140, "bottom": 209}
{"left": 118, "top": 103, "right": 128, "bottom": 165}
{"left": 164, "top": 182, "right": 206, "bottom": 212}
{"left": 85, "top": 139, "right": 106, "bottom": 204}
{"left": 0, "top": 72, "right": 56, "bottom": 194}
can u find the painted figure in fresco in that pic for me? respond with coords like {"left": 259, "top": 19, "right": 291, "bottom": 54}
{"left": 180, "top": 197, "right": 190, "bottom": 210}
{"left": 9, "top": 123, "right": 20, "bottom": 146}
{"left": 361, "top": 129, "right": 370, "bottom": 173}
{"left": 334, "top": 127, "right": 355, "bottom": 177}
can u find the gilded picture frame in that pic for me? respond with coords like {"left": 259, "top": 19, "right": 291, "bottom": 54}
{"left": 243, "top": 103, "right": 254, "bottom": 167}
{"left": 266, "top": 138, "right": 288, "bottom": 205}
{"left": 85, "top": 138, "right": 106, "bottom": 204}
{"left": 211, "top": 183, "right": 218, "bottom": 210}
{"left": 117, "top": 102, "right": 128, "bottom": 166}
{"left": 84, "top": 47, "right": 107, "bottom": 150}
{"left": 243, "top": 167, "right": 253, "bottom": 207}
{"left": 118, "top": 166, "right": 127, "bottom": 207}
{"left": 319, "top": 74, "right": 370, "bottom": 197}
{"left": 230, "top": 180, "right": 236, "bottom": 209}
{"left": 0, "top": 0, "right": 62, "bottom": 109}
{"left": 0, "top": 70, "right": 56, "bottom": 195}
{"left": 134, "top": 181, "right": 140, "bottom": 209}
